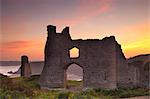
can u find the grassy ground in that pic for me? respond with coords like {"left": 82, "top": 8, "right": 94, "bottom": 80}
{"left": 0, "top": 74, "right": 150, "bottom": 99}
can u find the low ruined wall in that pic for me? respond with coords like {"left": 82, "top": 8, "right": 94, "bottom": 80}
{"left": 128, "top": 54, "right": 150, "bottom": 88}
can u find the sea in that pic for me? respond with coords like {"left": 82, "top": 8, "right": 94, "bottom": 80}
{"left": 0, "top": 64, "right": 83, "bottom": 80}
{"left": 0, "top": 65, "right": 21, "bottom": 77}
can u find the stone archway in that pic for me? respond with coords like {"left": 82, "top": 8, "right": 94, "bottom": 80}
{"left": 64, "top": 63, "right": 83, "bottom": 89}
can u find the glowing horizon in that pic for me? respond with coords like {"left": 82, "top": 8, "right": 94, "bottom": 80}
{"left": 1, "top": 0, "right": 149, "bottom": 61}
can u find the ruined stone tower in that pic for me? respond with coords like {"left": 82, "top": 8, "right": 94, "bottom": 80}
{"left": 21, "top": 55, "right": 31, "bottom": 77}
{"left": 39, "top": 25, "right": 134, "bottom": 89}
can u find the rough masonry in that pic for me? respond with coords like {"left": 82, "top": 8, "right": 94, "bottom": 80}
{"left": 39, "top": 25, "right": 149, "bottom": 89}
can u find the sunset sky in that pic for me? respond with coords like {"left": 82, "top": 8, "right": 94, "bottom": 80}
{"left": 0, "top": 0, "right": 150, "bottom": 61}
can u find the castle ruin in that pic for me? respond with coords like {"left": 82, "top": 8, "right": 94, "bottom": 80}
{"left": 38, "top": 25, "right": 137, "bottom": 89}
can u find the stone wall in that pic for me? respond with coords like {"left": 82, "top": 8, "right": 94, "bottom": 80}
{"left": 115, "top": 43, "right": 135, "bottom": 88}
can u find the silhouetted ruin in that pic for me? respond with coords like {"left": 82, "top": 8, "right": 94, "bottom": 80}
{"left": 37, "top": 25, "right": 150, "bottom": 90}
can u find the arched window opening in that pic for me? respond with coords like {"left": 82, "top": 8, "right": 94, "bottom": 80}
{"left": 65, "top": 63, "right": 83, "bottom": 90}
{"left": 69, "top": 47, "right": 79, "bottom": 58}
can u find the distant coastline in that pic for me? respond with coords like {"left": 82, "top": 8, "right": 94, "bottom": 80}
{"left": 0, "top": 61, "right": 83, "bottom": 81}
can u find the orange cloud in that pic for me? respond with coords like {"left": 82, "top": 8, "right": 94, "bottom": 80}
{"left": 0, "top": 40, "right": 44, "bottom": 61}
{"left": 1, "top": 41, "right": 32, "bottom": 50}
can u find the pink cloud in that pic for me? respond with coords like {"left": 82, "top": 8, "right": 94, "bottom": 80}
{"left": 52, "top": 0, "right": 113, "bottom": 26}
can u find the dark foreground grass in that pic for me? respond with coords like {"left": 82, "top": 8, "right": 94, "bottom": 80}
{"left": 0, "top": 74, "right": 149, "bottom": 99}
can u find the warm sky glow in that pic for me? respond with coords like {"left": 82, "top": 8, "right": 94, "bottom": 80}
{"left": 1, "top": 0, "right": 149, "bottom": 61}
{"left": 69, "top": 47, "right": 79, "bottom": 58}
